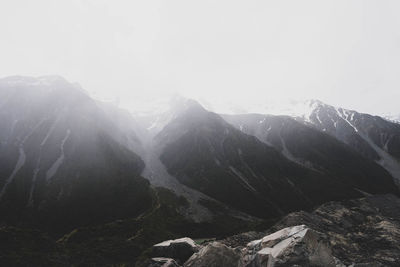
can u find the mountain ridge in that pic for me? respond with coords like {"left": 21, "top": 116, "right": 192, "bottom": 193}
{"left": 1, "top": 75, "right": 400, "bottom": 266}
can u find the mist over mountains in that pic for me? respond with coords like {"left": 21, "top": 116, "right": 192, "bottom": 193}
{"left": 1, "top": 76, "right": 400, "bottom": 266}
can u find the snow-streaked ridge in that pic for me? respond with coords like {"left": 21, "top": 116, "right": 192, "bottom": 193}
{"left": 307, "top": 102, "right": 400, "bottom": 185}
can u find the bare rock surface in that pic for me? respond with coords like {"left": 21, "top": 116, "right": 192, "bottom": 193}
{"left": 147, "top": 194, "right": 400, "bottom": 266}
{"left": 151, "top": 237, "right": 200, "bottom": 264}
{"left": 184, "top": 241, "right": 241, "bottom": 267}
{"left": 241, "top": 225, "right": 338, "bottom": 267}
{"left": 266, "top": 194, "right": 400, "bottom": 266}
{"left": 148, "top": 257, "right": 180, "bottom": 267}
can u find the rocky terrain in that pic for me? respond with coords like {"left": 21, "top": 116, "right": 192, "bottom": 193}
{"left": 1, "top": 76, "right": 400, "bottom": 266}
{"left": 144, "top": 194, "right": 400, "bottom": 266}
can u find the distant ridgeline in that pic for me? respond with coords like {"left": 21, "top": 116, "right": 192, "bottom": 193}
{"left": 0, "top": 76, "right": 399, "bottom": 265}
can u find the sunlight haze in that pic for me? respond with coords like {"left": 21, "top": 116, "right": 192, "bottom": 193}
{"left": 1, "top": 0, "right": 399, "bottom": 116}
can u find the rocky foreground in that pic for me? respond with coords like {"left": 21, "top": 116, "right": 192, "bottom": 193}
{"left": 144, "top": 194, "right": 400, "bottom": 266}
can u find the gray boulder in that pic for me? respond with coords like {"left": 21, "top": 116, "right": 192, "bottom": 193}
{"left": 152, "top": 237, "right": 200, "bottom": 264}
{"left": 241, "top": 225, "right": 338, "bottom": 267}
{"left": 148, "top": 257, "right": 180, "bottom": 267}
{"left": 184, "top": 241, "right": 241, "bottom": 267}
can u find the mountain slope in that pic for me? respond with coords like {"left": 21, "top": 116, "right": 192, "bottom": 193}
{"left": 154, "top": 100, "right": 395, "bottom": 218}
{"left": 99, "top": 97, "right": 259, "bottom": 224}
{"left": 0, "top": 76, "right": 153, "bottom": 233}
{"left": 223, "top": 113, "right": 398, "bottom": 195}
{"left": 297, "top": 100, "right": 400, "bottom": 184}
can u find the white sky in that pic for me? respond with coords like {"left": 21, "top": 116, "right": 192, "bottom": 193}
{"left": 1, "top": 0, "right": 400, "bottom": 115}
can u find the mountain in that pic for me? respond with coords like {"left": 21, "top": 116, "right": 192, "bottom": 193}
{"left": 1, "top": 77, "right": 400, "bottom": 266}
{"left": 1, "top": 77, "right": 398, "bottom": 228}
{"left": 385, "top": 114, "right": 400, "bottom": 124}
{"left": 0, "top": 76, "right": 260, "bottom": 236}
{"left": 0, "top": 76, "right": 153, "bottom": 233}
{"left": 153, "top": 100, "right": 398, "bottom": 219}
{"left": 223, "top": 113, "right": 398, "bottom": 195}
{"left": 295, "top": 100, "right": 400, "bottom": 185}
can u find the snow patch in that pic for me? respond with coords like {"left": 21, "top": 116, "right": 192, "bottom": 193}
{"left": 46, "top": 129, "right": 70, "bottom": 181}
{"left": 335, "top": 108, "right": 359, "bottom": 132}
{"left": 4, "top": 119, "right": 19, "bottom": 145}
{"left": 0, "top": 147, "right": 26, "bottom": 199}
{"left": 316, "top": 112, "right": 322, "bottom": 124}
{"left": 229, "top": 166, "right": 257, "bottom": 192}
{"left": 279, "top": 130, "right": 296, "bottom": 162}
{"left": 383, "top": 134, "right": 393, "bottom": 152}
{"left": 40, "top": 117, "right": 61, "bottom": 146}
{"left": 147, "top": 116, "right": 160, "bottom": 130}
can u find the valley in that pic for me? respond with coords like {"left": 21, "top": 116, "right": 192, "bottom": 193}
{"left": 0, "top": 76, "right": 400, "bottom": 266}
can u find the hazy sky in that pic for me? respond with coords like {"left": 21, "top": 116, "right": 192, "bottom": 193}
{"left": 1, "top": 0, "right": 400, "bottom": 115}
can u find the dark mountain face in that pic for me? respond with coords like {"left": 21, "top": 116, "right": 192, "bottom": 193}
{"left": 0, "top": 77, "right": 399, "bottom": 266}
{"left": 298, "top": 100, "right": 400, "bottom": 184}
{"left": 0, "top": 76, "right": 152, "bottom": 233}
{"left": 223, "top": 113, "right": 399, "bottom": 196}
{"left": 154, "top": 101, "right": 393, "bottom": 218}
{"left": 1, "top": 79, "right": 398, "bottom": 230}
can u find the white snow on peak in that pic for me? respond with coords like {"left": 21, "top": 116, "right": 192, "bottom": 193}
{"left": 384, "top": 114, "right": 400, "bottom": 124}
{"left": 335, "top": 107, "right": 359, "bottom": 132}
{"left": 327, "top": 107, "right": 400, "bottom": 184}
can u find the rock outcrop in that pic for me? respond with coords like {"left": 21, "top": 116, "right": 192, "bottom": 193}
{"left": 147, "top": 194, "right": 400, "bottom": 267}
{"left": 266, "top": 194, "right": 400, "bottom": 266}
{"left": 151, "top": 238, "right": 200, "bottom": 264}
{"left": 150, "top": 226, "right": 337, "bottom": 267}
{"left": 148, "top": 257, "right": 180, "bottom": 267}
{"left": 184, "top": 242, "right": 241, "bottom": 267}
{"left": 241, "top": 225, "right": 338, "bottom": 267}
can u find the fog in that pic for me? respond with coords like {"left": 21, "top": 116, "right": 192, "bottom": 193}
{"left": 1, "top": 0, "right": 400, "bottom": 116}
